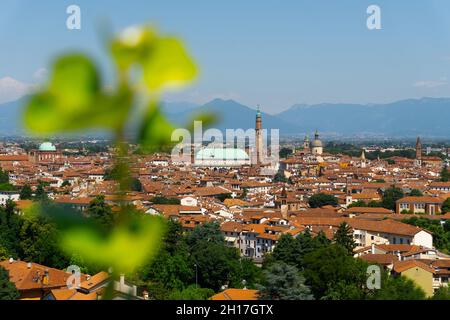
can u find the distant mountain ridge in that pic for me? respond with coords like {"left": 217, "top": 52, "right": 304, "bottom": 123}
{"left": 163, "top": 99, "right": 299, "bottom": 134}
{"left": 2, "top": 96, "right": 450, "bottom": 137}
{"left": 277, "top": 97, "right": 450, "bottom": 137}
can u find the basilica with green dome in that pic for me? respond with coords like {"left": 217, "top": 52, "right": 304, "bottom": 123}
{"left": 29, "top": 142, "right": 61, "bottom": 162}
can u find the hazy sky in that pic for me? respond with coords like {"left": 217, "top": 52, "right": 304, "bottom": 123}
{"left": 1, "top": 0, "right": 450, "bottom": 113}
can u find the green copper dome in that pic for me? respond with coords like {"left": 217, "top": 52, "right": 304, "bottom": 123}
{"left": 38, "top": 142, "right": 56, "bottom": 151}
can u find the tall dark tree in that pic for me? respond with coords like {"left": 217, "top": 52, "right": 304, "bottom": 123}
{"left": 190, "top": 241, "right": 241, "bottom": 291}
{"left": 273, "top": 170, "right": 288, "bottom": 183}
{"left": 440, "top": 166, "right": 450, "bottom": 182}
{"left": 18, "top": 216, "right": 68, "bottom": 269}
{"left": 308, "top": 193, "right": 338, "bottom": 208}
{"left": 130, "top": 177, "right": 143, "bottom": 192}
{"left": 333, "top": 222, "right": 356, "bottom": 255}
{"left": 269, "top": 234, "right": 302, "bottom": 267}
{"left": 303, "top": 245, "right": 368, "bottom": 299}
{"left": 258, "top": 262, "right": 313, "bottom": 300}
{"left": 0, "top": 266, "right": 19, "bottom": 300}
{"left": 19, "top": 184, "right": 33, "bottom": 200}
{"left": 0, "top": 168, "right": 9, "bottom": 184}
{"left": 381, "top": 187, "right": 404, "bottom": 210}
{"left": 264, "top": 229, "right": 330, "bottom": 270}
{"left": 86, "top": 195, "right": 115, "bottom": 229}
{"left": 442, "top": 198, "right": 450, "bottom": 214}
{"left": 409, "top": 189, "right": 423, "bottom": 197}
{"left": 34, "top": 184, "right": 48, "bottom": 202}
{"left": 185, "top": 222, "right": 224, "bottom": 247}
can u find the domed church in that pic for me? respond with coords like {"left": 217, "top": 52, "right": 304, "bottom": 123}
{"left": 29, "top": 142, "right": 62, "bottom": 162}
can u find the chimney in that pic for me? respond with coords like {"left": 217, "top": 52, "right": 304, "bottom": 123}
{"left": 8, "top": 257, "right": 14, "bottom": 264}
{"left": 120, "top": 273, "right": 125, "bottom": 291}
{"left": 280, "top": 204, "right": 288, "bottom": 219}
{"left": 396, "top": 251, "right": 401, "bottom": 261}
{"left": 371, "top": 243, "right": 375, "bottom": 254}
{"left": 27, "top": 262, "right": 32, "bottom": 269}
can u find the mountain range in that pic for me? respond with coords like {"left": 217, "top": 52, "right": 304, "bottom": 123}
{"left": 2, "top": 97, "right": 450, "bottom": 138}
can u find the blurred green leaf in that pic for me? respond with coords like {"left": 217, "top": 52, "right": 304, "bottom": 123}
{"left": 49, "top": 54, "right": 100, "bottom": 109}
{"left": 111, "top": 27, "right": 156, "bottom": 71}
{"left": 138, "top": 102, "right": 175, "bottom": 153}
{"left": 60, "top": 215, "right": 166, "bottom": 274}
{"left": 142, "top": 37, "right": 197, "bottom": 91}
{"left": 23, "top": 56, "right": 133, "bottom": 133}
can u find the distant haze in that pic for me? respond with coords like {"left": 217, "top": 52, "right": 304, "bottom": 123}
{"left": 2, "top": 97, "right": 450, "bottom": 138}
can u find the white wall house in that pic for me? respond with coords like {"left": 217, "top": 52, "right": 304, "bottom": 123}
{"left": 0, "top": 191, "right": 20, "bottom": 205}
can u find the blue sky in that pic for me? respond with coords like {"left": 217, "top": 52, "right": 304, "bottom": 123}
{"left": 1, "top": 0, "right": 450, "bottom": 113}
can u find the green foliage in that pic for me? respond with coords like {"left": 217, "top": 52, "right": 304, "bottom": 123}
{"left": 0, "top": 202, "right": 22, "bottom": 260}
{"left": 18, "top": 25, "right": 199, "bottom": 291}
{"left": 257, "top": 262, "right": 313, "bottom": 300}
{"left": 302, "top": 245, "right": 369, "bottom": 299}
{"left": 191, "top": 241, "right": 241, "bottom": 291}
{"left": 0, "top": 183, "right": 15, "bottom": 191}
{"left": 19, "top": 215, "right": 69, "bottom": 269}
{"left": 130, "top": 178, "right": 143, "bottom": 192}
{"left": 273, "top": 170, "right": 288, "bottom": 183}
{"left": 185, "top": 222, "right": 224, "bottom": 247}
{"left": 0, "top": 266, "right": 19, "bottom": 300}
{"left": 0, "top": 246, "right": 9, "bottom": 261}
{"left": 61, "top": 180, "right": 71, "bottom": 188}
{"left": 279, "top": 148, "right": 293, "bottom": 159}
{"left": 151, "top": 196, "right": 181, "bottom": 205}
{"left": 366, "top": 200, "right": 383, "bottom": 207}
{"left": 381, "top": 187, "right": 404, "bottom": 210}
{"left": 217, "top": 193, "right": 232, "bottom": 202}
{"left": 431, "top": 286, "right": 450, "bottom": 300}
{"left": 440, "top": 166, "right": 450, "bottom": 182}
{"left": 167, "top": 285, "right": 214, "bottom": 300}
{"left": 86, "top": 196, "right": 115, "bottom": 230}
{"left": 369, "top": 271, "right": 426, "bottom": 300}
{"left": 308, "top": 193, "right": 338, "bottom": 208}
{"left": 34, "top": 184, "right": 48, "bottom": 202}
{"left": 442, "top": 197, "right": 450, "bottom": 214}
{"left": 325, "top": 142, "right": 416, "bottom": 160}
{"left": 0, "top": 167, "right": 9, "bottom": 184}
{"left": 138, "top": 221, "right": 259, "bottom": 297}
{"left": 409, "top": 189, "right": 423, "bottom": 197}
{"left": 265, "top": 230, "right": 330, "bottom": 270}
{"left": 19, "top": 184, "right": 33, "bottom": 200}
{"left": 402, "top": 217, "right": 450, "bottom": 254}
{"left": 333, "top": 222, "right": 356, "bottom": 255}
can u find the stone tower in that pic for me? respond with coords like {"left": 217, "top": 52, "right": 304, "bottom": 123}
{"left": 255, "top": 105, "right": 263, "bottom": 165}
{"left": 415, "top": 136, "right": 422, "bottom": 166}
